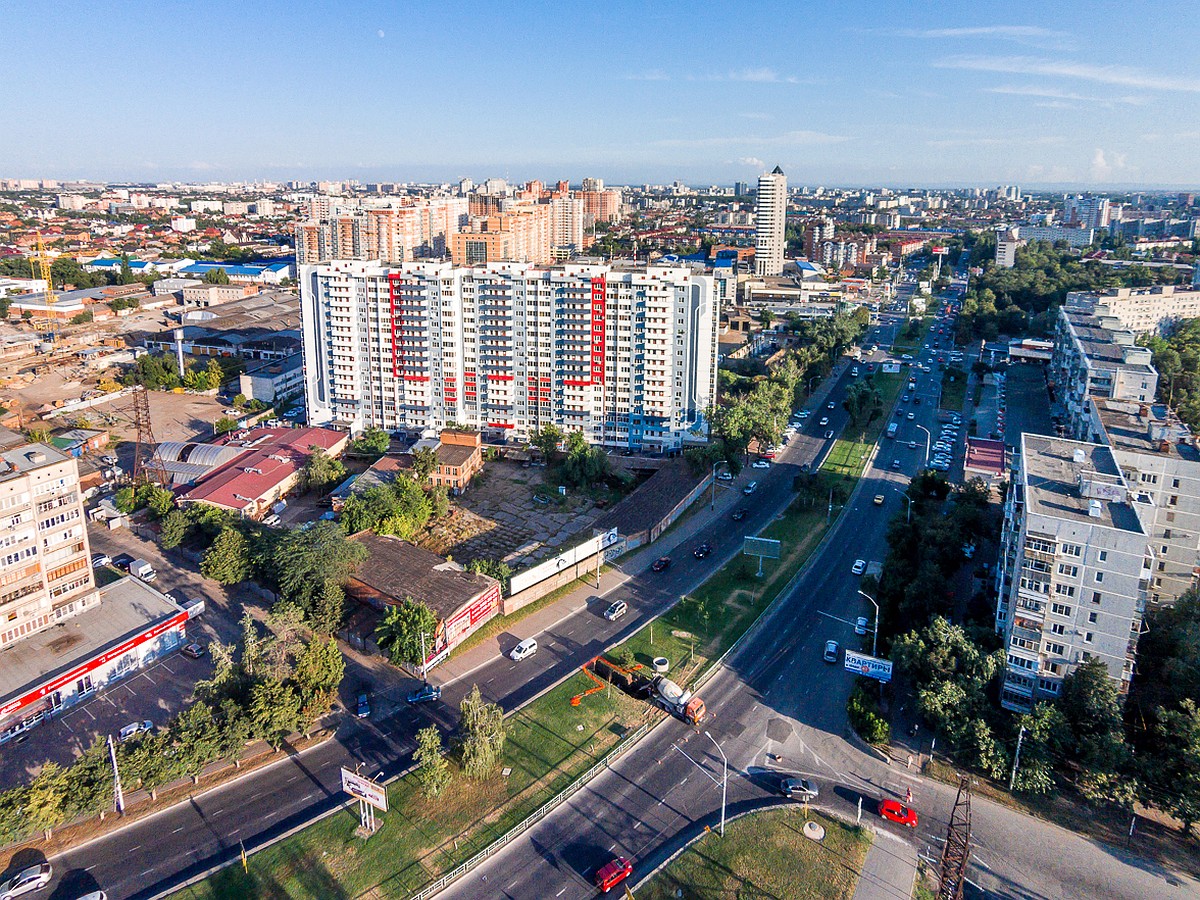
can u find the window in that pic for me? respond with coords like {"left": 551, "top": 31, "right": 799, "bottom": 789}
{"left": 1164, "top": 528, "right": 1173, "bottom": 539}
{"left": 1054, "top": 584, "right": 1076, "bottom": 597}
{"left": 1094, "top": 572, "right": 1104, "bottom": 583}
{"left": 1098, "top": 550, "right": 1108, "bottom": 562}
{"left": 1058, "top": 564, "right": 1078, "bottom": 577}
{"left": 1167, "top": 512, "right": 1176, "bottom": 522}
{"left": 1170, "top": 495, "right": 1179, "bottom": 506}
{"left": 1038, "top": 678, "right": 1062, "bottom": 695}
{"left": 1051, "top": 603, "right": 1073, "bottom": 617}
{"left": 1162, "top": 545, "right": 1169, "bottom": 554}
{"left": 1046, "top": 642, "right": 1066, "bottom": 656}
{"left": 1051, "top": 623, "right": 1066, "bottom": 636}
{"left": 1088, "top": 612, "right": 1098, "bottom": 624}
{"left": 1061, "top": 543, "right": 1082, "bottom": 557}
{"left": 1092, "top": 591, "right": 1102, "bottom": 604}
{"left": 1084, "top": 632, "right": 1094, "bottom": 644}
{"left": 1158, "top": 561, "right": 1166, "bottom": 571}
{"left": 1173, "top": 478, "right": 1181, "bottom": 489}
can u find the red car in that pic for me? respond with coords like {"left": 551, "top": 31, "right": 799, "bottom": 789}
{"left": 878, "top": 798, "right": 918, "bottom": 828}
{"left": 595, "top": 856, "right": 633, "bottom": 893}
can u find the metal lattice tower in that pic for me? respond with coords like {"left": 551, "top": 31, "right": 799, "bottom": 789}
{"left": 937, "top": 774, "right": 972, "bottom": 900}
{"left": 130, "top": 384, "right": 168, "bottom": 486}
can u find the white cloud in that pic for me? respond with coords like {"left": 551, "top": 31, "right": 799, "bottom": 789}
{"left": 897, "top": 25, "right": 1069, "bottom": 48}
{"left": 653, "top": 130, "right": 847, "bottom": 149}
{"left": 739, "top": 112, "right": 774, "bottom": 121}
{"left": 738, "top": 157, "right": 767, "bottom": 169}
{"left": 1089, "top": 148, "right": 1131, "bottom": 181}
{"left": 985, "top": 85, "right": 1145, "bottom": 105}
{"left": 377, "top": 29, "right": 385, "bottom": 38}
{"left": 696, "top": 68, "right": 801, "bottom": 84}
{"left": 624, "top": 69, "right": 670, "bottom": 81}
{"left": 936, "top": 55, "right": 1200, "bottom": 92}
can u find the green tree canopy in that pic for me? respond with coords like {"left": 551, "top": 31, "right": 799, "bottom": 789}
{"left": 375, "top": 598, "right": 438, "bottom": 669}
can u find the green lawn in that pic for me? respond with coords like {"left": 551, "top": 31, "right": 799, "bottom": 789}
{"left": 172, "top": 677, "right": 646, "bottom": 900}
{"left": 821, "top": 372, "right": 904, "bottom": 480}
{"left": 940, "top": 366, "right": 967, "bottom": 412}
{"left": 639, "top": 808, "right": 871, "bottom": 900}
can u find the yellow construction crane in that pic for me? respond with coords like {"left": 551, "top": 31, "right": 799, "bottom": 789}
{"left": 29, "top": 231, "right": 57, "bottom": 335}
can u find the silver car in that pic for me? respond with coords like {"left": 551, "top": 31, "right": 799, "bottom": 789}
{"left": 0, "top": 864, "right": 52, "bottom": 899}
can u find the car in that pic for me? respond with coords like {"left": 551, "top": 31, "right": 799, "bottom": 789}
{"left": 913, "top": 397, "right": 922, "bottom": 405}
{"left": 118, "top": 720, "right": 153, "bottom": 741}
{"left": 823, "top": 639, "right": 839, "bottom": 663}
{"left": 855, "top": 616, "right": 869, "bottom": 636}
{"left": 716, "top": 470, "right": 733, "bottom": 481}
{"left": 510, "top": 638, "right": 538, "bottom": 661}
{"left": 878, "top": 798, "right": 919, "bottom": 828}
{"left": 406, "top": 683, "right": 442, "bottom": 704}
{"left": 743, "top": 481, "right": 758, "bottom": 495}
{"left": 73, "top": 893, "right": 108, "bottom": 900}
{"left": 180, "top": 642, "right": 205, "bottom": 659}
{"left": 873, "top": 494, "right": 884, "bottom": 506}
{"left": 908, "top": 440, "right": 918, "bottom": 449}
{"left": 818, "top": 416, "right": 829, "bottom": 426}
{"left": 907, "top": 412, "right": 915, "bottom": 420}
{"left": 796, "top": 410, "right": 810, "bottom": 419}
{"left": 100, "top": 455, "right": 118, "bottom": 466}
{"left": 751, "top": 459, "right": 770, "bottom": 469}
{"left": 112, "top": 553, "right": 134, "bottom": 572}
{"left": 356, "top": 693, "right": 371, "bottom": 718}
{"left": 604, "top": 600, "right": 628, "bottom": 622}
{"left": 891, "top": 459, "right": 901, "bottom": 470}
{"left": 263, "top": 513, "right": 282, "bottom": 527}
{"left": 781, "top": 777, "right": 820, "bottom": 801}
{"left": 693, "top": 544, "right": 712, "bottom": 560}
{"left": 851, "top": 559, "right": 867, "bottom": 576}
{"left": 901, "top": 353, "right": 913, "bottom": 360}
{"left": 91, "top": 553, "right": 111, "bottom": 569}
{"left": 827, "top": 401, "right": 836, "bottom": 410}
{"left": 900, "top": 393, "right": 910, "bottom": 403}
{"left": 0, "top": 864, "right": 53, "bottom": 899}
{"left": 651, "top": 556, "right": 671, "bottom": 572}
{"left": 731, "top": 508, "right": 748, "bottom": 521}
{"left": 595, "top": 857, "right": 633, "bottom": 893}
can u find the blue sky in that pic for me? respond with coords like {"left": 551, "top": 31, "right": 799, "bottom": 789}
{"left": 5, "top": 0, "right": 1200, "bottom": 187}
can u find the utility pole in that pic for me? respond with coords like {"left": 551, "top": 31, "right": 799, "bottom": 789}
{"left": 1008, "top": 725, "right": 1026, "bottom": 791}
{"left": 937, "top": 774, "right": 972, "bottom": 900}
{"left": 705, "top": 731, "right": 728, "bottom": 837}
{"left": 419, "top": 630, "right": 428, "bottom": 684}
{"left": 107, "top": 734, "right": 125, "bottom": 816}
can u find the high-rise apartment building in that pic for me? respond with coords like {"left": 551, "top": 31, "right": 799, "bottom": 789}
{"left": 578, "top": 189, "right": 622, "bottom": 225}
{"left": 1064, "top": 284, "right": 1200, "bottom": 337}
{"left": 754, "top": 166, "right": 787, "bottom": 277}
{"left": 295, "top": 197, "right": 469, "bottom": 265}
{"left": 450, "top": 206, "right": 553, "bottom": 265}
{"left": 549, "top": 195, "right": 585, "bottom": 258}
{"left": 803, "top": 216, "right": 835, "bottom": 261}
{"left": 1064, "top": 194, "right": 1112, "bottom": 229}
{"left": 994, "top": 435, "right": 1148, "bottom": 712}
{"left": 0, "top": 439, "right": 97, "bottom": 648}
{"left": 300, "top": 261, "right": 717, "bottom": 452}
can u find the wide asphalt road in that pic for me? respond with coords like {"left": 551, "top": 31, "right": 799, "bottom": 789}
{"left": 38, "top": 336, "right": 880, "bottom": 899}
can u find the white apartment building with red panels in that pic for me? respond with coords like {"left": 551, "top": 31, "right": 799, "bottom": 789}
{"left": 300, "top": 261, "right": 717, "bottom": 452}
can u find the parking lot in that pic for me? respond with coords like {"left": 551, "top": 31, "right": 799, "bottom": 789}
{"left": 1001, "top": 361, "right": 1056, "bottom": 451}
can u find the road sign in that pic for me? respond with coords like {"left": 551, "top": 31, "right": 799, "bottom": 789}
{"left": 341, "top": 767, "right": 388, "bottom": 812}
{"left": 844, "top": 650, "right": 893, "bottom": 683}
{"left": 743, "top": 537, "right": 781, "bottom": 559}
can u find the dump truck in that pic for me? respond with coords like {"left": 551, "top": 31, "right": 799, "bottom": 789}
{"left": 577, "top": 656, "right": 706, "bottom": 726}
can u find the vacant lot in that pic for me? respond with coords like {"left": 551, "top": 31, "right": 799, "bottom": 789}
{"left": 640, "top": 808, "right": 870, "bottom": 900}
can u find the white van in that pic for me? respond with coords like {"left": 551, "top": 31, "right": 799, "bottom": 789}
{"left": 510, "top": 638, "right": 538, "bottom": 661}
{"left": 130, "top": 559, "right": 156, "bottom": 582}
{"left": 604, "top": 601, "right": 628, "bottom": 622}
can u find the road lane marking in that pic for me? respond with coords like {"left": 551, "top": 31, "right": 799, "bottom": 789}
{"left": 556, "top": 889, "right": 567, "bottom": 897}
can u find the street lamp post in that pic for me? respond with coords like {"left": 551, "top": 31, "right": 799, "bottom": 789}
{"left": 857, "top": 589, "right": 880, "bottom": 658}
{"left": 896, "top": 489, "right": 913, "bottom": 524}
{"left": 705, "top": 731, "right": 728, "bottom": 837}
{"left": 711, "top": 460, "right": 727, "bottom": 510}
{"left": 914, "top": 423, "right": 931, "bottom": 466}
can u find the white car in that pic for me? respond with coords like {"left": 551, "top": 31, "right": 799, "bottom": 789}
{"left": 819, "top": 417, "right": 829, "bottom": 426}
{"left": 851, "top": 559, "right": 867, "bottom": 576}
{"left": 752, "top": 460, "right": 770, "bottom": 469}
{"left": 509, "top": 638, "right": 538, "bottom": 661}
{"left": 855, "top": 616, "right": 869, "bottom": 636}
{"left": 119, "top": 720, "right": 153, "bottom": 741}
{"left": 0, "top": 864, "right": 52, "bottom": 899}
{"left": 796, "top": 410, "right": 810, "bottom": 420}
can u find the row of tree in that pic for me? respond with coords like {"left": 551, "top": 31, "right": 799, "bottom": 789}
{"left": 121, "top": 352, "right": 238, "bottom": 393}
{"left": 1138, "top": 320, "right": 1200, "bottom": 431}
{"left": 0, "top": 609, "right": 344, "bottom": 846}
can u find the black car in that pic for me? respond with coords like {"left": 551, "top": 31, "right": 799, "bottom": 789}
{"left": 112, "top": 553, "right": 135, "bottom": 572}
{"left": 731, "top": 509, "right": 747, "bottom": 522}
{"left": 692, "top": 544, "right": 712, "bottom": 559}
{"left": 407, "top": 683, "right": 442, "bottom": 704}
{"left": 651, "top": 556, "right": 671, "bottom": 573}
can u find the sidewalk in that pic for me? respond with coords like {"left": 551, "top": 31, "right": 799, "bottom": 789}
{"left": 852, "top": 832, "right": 919, "bottom": 900}
{"left": 433, "top": 360, "right": 853, "bottom": 689}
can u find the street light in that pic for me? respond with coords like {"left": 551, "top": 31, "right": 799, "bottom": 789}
{"left": 895, "top": 489, "right": 913, "bottom": 524}
{"left": 914, "top": 423, "right": 931, "bottom": 466}
{"left": 705, "top": 731, "right": 728, "bottom": 837}
{"left": 710, "top": 460, "right": 727, "bottom": 510}
{"left": 857, "top": 589, "right": 880, "bottom": 658}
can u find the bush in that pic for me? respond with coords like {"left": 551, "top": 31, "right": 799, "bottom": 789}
{"left": 847, "top": 682, "right": 891, "bottom": 745}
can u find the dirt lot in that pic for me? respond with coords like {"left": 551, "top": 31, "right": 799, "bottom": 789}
{"left": 420, "top": 459, "right": 608, "bottom": 567}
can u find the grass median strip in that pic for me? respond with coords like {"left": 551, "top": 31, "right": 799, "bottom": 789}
{"left": 940, "top": 366, "right": 967, "bottom": 412}
{"left": 821, "top": 372, "right": 903, "bottom": 480}
{"left": 639, "top": 808, "right": 870, "bottom": 900}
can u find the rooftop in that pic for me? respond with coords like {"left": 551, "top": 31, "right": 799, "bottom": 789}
{"left": 0, "top": 443, "right": 71, "bottom": 483}
{"left": 1020, "top": 434, "right": 1144, "bottom": 533}
{"left": 1091, "top": 398, "right": 1200, "bottom": 462}
{"left": 0, "top": 578, "right": 183, "bottom": 709}
{"left": 346, "top": 534, "right": 496, "bottom": 620}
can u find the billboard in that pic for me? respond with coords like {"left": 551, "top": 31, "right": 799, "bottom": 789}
{"left": 743, "top": 537, "right": 781, "bottom": 559}
{"left": 843, "top": 650, "right": 893, "bottom": 683}
{"left": 341, "top": 768, "right": 388, "bottom": 812}
{"left": 509, "top": 528, "right": 621, "bottom": 595}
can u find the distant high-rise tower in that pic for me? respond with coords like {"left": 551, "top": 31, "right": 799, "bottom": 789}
{"left": 754, "top": 166, "right": 787, "bottom": 277}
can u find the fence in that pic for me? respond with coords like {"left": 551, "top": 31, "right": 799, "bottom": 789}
{"left": 406, "top": 722, "right": 649, "bottom": 900}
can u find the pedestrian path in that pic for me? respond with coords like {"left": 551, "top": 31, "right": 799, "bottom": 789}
{"left": 853, "top": 832, "right": 919, "bottom": 900}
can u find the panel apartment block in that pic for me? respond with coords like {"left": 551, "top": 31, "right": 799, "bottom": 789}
{"left": 301, "top": 261, "right": 717, "bottom": 452}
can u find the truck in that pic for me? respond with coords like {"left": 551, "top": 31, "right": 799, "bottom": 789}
{"left": 129, "top": 558, "right": 157, "bottom": 582}
{"left": 577, "top": 656, "right": 706, "bottom": 726}
{"left": 886, "top": 422, "right": 899, "bottom": 439}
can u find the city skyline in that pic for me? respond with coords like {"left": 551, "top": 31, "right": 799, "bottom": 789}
{"left": 4, "top": 1, "right": 1200, "bottom": 187}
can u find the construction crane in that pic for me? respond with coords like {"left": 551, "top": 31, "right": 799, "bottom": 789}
{"left": 29, "top": 232, "right": 58, "bottom": 339}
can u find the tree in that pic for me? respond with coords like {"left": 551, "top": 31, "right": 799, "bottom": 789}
{"left": 171, "top": 701, "right": 222, "bottom": 779}
{"left": 429, "top": 484, "right": 451, "bottom": 518}
{"left": 458, "top": 684, "right": 506, "bottom": 779}
{"left": 411, "top": 446, "right": 438, "bottom": 483}
{"left": 204, "top": 266, "right": 231, "bottom": 284}
{"left": 415, "top": 725, "right": 451, "bottom": 798}
{"left": 146, "top": 485, "right": 175, "bottom": 518}
{"left": 562, "top": 439, "right": 610, "bottom": 489}
{"left": 301, "top": 447, "right": 346, "bottom": 492}
{"left": 201, "top": 526, "right": 252, "bottom": 584}
{"left": 531, "top": 424, "right": 565, "bottom": 459}
{"left": 271, "top": 521, "right": 366, "bottom": 631}
{"left": 217, "top": 698, "right": 254, "bottom": 767}
{"left": 375, "top": 598, "right": 438, "bottom": 668}
{"left": 1057, "top": 658, "right": 1132, "bottom": 802}
{"left": 1012, "top": 703, "right": 1068, "bottom": 795}
{"left": 159, "top": 508, "right": 189, "bottom": 549}
{"left": 466, "top": 558, "right": 512, "bottom": 593}
{"left": 232, "top": 392, "right": 248, "bottom": 409}
{"left": 1148, "top": 700, "right": 1200, "bottom": 833}
{"left": 294, "top": 636, "right": 346, "bottom": 719}
{"left": 349, "top": 427, "right": 391, "bottom": 458}
{"left": 249, "top": 678, "right": 302, "bottom": 748}
{"left": 24, "top": 762, "right": 70, "bottom": 838}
